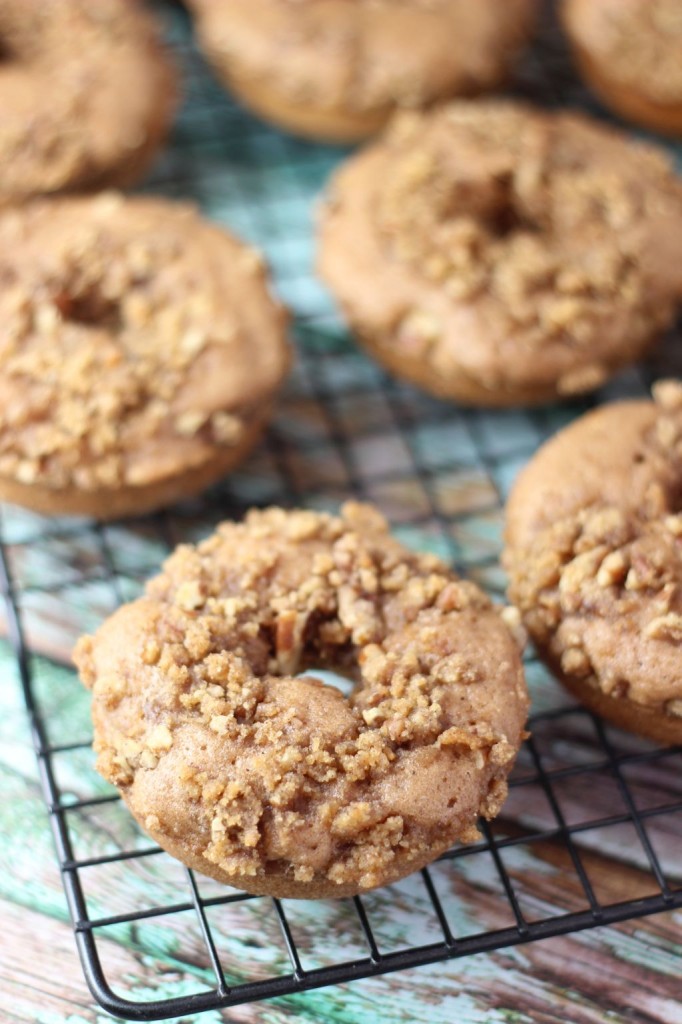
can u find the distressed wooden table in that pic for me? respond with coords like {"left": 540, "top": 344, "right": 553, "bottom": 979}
{"left": 1, "top": 631, "right": 681, "bottom": 1023}
{"left": 1, "top": 3, "right": 681, "bottom": 1022}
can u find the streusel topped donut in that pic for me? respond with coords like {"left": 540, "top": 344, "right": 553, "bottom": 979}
{"left": 318, "top": 101, "right": 682, "bottom": 405}
{"left": 505, "top": 381, "right": 682, "bottom": 743}
{"left": 0, "top": 0, "right": 178, "bottom": 202}
{"left": 0, "top": 195, "right": 289, "bottom": 518}
{"left": 187, "top": 0, "right": 538, "bottom": 142}
{"left": 75, "top": 503, "right": 528, "bottom": 898}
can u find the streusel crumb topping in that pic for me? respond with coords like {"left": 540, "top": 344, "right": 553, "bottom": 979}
{"left": 507, "top": 381, "right": 682, "bottom": 713}
{"left": 378, "top": 104, "right": 680, "bottom": 353}
{"left": 0, "top": 196, "right": 288, "bottom": 491}
{"left": 75, "top": 503, "right": 527, "bottom": 892}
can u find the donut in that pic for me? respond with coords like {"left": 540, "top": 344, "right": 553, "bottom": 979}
{"left": 562, "top": 0, "right": 682, "bottom": 138}
{"left": 74, "top": 503, "right": 529, "bottom": 899}
{"left": 0, "top": 194, "right": 290, "bottom": 520}
{"left": 186, "top": 0, "right": 538, "bottom": 143}
{"left": 505, "top": 381, "right": 682, "bottom": 745}
{"left": 0, "top": 0, "right": 178, "bottom": 203}
{"left": 318, "top": 100, "right": 682, "bottom": 407}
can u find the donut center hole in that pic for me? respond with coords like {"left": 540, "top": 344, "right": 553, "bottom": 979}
{"left": 487, "top": 201, "right": 536, "bottom": 239}
{"left": 298, "top": 669, "right": 355, "bottom": 698}
{"left": 0, "top": 23, "right": 21, "bottom": 62}
{"left": 54, "top": 289, "right": 123, "bottom": 331}
{"left": 475, "top": 177, "right": 538, "bottom": 239}
{"left": 442, "top": 171, "right": 539, "bottom": 239}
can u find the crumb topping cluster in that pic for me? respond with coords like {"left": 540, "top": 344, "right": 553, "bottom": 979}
{"left": 76, "top": 503, "right": 526, "bottom": 891}
{"left": 508, "top": 381, "right": 682, "bottom": 714}
{"left": 377, "top": 104, "right": 680, "bottom": 360}
{"left": 0, "top": 196, "right": 286, "bottom": 492}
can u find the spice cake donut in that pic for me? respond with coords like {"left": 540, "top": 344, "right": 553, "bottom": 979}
{"left": 562, "top": 0, "right": 682, "bottom": 138}
{"left": 0, "top": 194, "right": 290, "bottom": 519}
{"left": 74, "top": 503, "right": 529, "bottom": 898}
{"left": 318, "top": 100, "right": 682, "bottom": 406}
{"left": 505, "top": 381, "right": 682, "bottom": 745}
{"left": 0, "top": 0, "right": 178, "bottom": 202}
{"left": 187, "top": 0, "right": 538, "bottom": 142}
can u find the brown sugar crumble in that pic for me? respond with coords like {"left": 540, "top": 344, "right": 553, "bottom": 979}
{"left": 378, "top": 104, "right": 680, "bottom": 359}
{"left": 0, "top": 195, "right": 288, "bottom": 494}
{"left": 75, "top": 503, "right": 528, "bottom": 896}
{"left": 507, "top": 381, "right": 682, "bottom": 717}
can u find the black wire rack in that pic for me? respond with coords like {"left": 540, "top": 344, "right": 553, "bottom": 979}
{"left": 5, "top": 3, "right": 682, "bottom": 1021}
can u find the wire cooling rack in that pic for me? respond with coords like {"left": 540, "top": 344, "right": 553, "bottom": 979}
{"left": 4, "top": 2, "right": 682, "bottom": 1021}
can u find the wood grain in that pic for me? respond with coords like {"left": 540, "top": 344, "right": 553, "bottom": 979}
{"left": 1, "top": 884, "right": 680, "bottom": 1023}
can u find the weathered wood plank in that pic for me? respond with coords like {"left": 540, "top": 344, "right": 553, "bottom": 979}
{"left": 1, "top": 883, "right": 680, "bottom": 1023}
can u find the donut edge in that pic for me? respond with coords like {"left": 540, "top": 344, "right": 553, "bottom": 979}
{"left": 0, "top": 410, "right": 271, "bottom": 520}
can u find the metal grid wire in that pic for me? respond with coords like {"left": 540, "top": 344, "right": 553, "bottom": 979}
{"left": 4, "top": 2, "right": 682, "bottom": 1020}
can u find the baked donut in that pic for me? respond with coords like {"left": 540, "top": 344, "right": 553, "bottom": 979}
{"left": 0, "top": 0, "right": 178, "bottom": 203}
{"left": 318, "top": 100, "right": 682, "bottom": 407}
{"left": 74, "top": 503, "right": 529, "bottom": 899}
{"left": 505, "top": 381, "right": 682, "bottom": 745}
{"left": 0, "top": 194, "right": 289, "bottom": 519}
{"left": 186, "top": 0, "right": 538, "bottom": 143}
{"left": 562, "top": 0, "right": 682, "bottom": 138}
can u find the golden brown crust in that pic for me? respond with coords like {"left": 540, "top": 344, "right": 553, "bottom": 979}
{"left": 0, "top": 0, "right": 178, "bottom": 202}
{"left": 563, "top": 0, "right": 682, "bottom": 137}
{"left": 74, "top": 503, "right": 528, "bottom": 898}
{"left": 505, "top": 381, "right": 682, "bottom": 743}
{"left": 544, "top": 666, "right": 682, "bottom": 747}
{"left": 0, "top": 195, "right": 290, "bottom": 518}
{"left": 353, "top": 326, "right": 594, "bottom": 409}
{"left": 318, "top": 101, "right": 682, "bottom": 407}
{"left": 187, "top": 0, "right": 538, "bottom": 142}
{"left": 219, "top": 76, "right": 391, "bottom": 145}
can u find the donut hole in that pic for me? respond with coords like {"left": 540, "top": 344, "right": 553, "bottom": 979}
{"left": 0, "top": 34, "right": 16, "bottom": 62}
{"left": 297, "top": 668, "right": 355, "bottom": 698}
{"left": 53, "top": 287, "right": 123, "bottom": 331}
{"left": 382, "top": 155, "right": 543, "bottom": 280}
{"left": 448, "top": 171, "right": 539, "bottom": 240}
{"left": 487, "top": 197, "right": 537, "bottom": 240}
{"left": 0, "top": 17, "right": 27, "bottom": 63}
